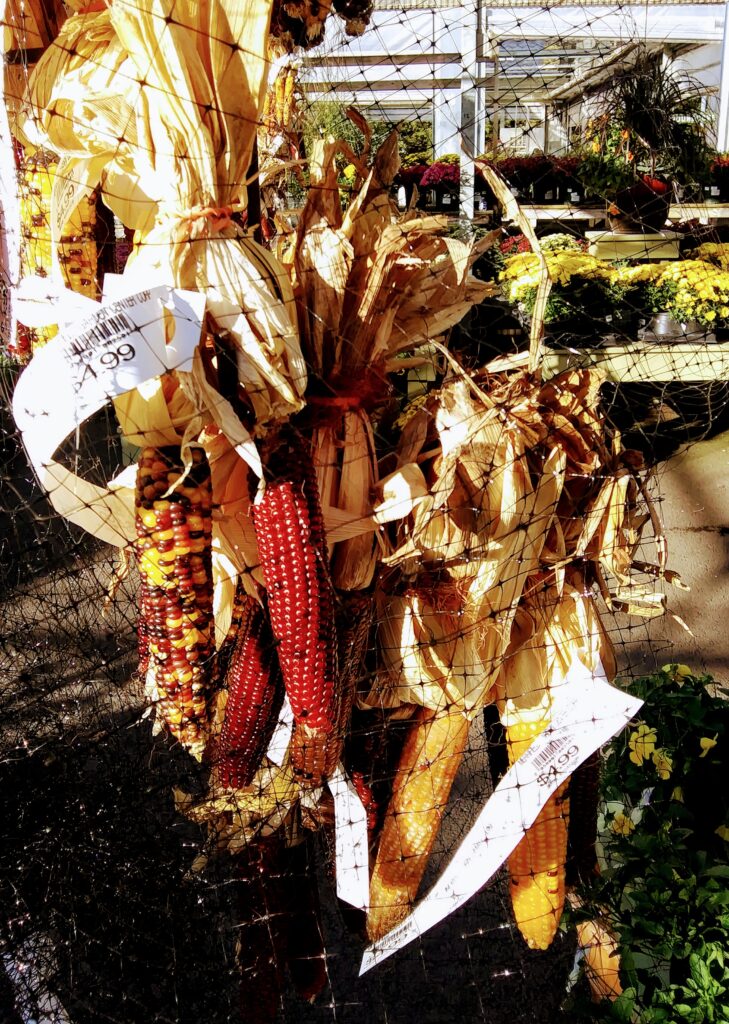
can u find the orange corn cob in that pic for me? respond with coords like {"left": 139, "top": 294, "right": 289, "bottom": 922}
{"left": 135, "top": 446, "right": 214, "bottom": 757}
{"left": 367, "top": 705, "right": 469, "bottom": 941}
{"left": 506, "top": 718, "right": 570, "bottom": 950}
{"left": 217, "top": 595, "right": 284, "bottom": 790}
{"left": 252, "top": 435, "right": 339, "bottom": 786}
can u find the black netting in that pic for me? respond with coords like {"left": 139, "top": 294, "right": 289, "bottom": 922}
{"left": 2, "top": 1, "right": 728, "bottom": 1021}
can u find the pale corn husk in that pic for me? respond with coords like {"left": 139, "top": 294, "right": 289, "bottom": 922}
{"left": 331, "top": 410, "right": 379, "bottom": 589}
{"left": 24, "top": 0, "right": 307, "bottom": 435}
{"left": 370, "top": 588, "right": 471, "bottom": 712}
{"left": 174, "top": 754, "right": 298, "bottom": 856}
{"left": 282, "top": 130, "right": 496, "bottom": 583}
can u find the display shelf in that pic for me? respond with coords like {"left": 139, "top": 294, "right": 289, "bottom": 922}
{"left": 541, "top": 341, "right": 729, "bottom": 382}
{"left": 586, "top": 230, "right": 682, "bottom": 260}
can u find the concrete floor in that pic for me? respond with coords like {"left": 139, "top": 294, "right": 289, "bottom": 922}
{"left": 623, "top": 428, "right": 729, "bottom": 683}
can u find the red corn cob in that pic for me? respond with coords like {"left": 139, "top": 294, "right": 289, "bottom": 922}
{"left": 252, "top": 434, "right": 339, "bottom": 785}
{"left": 217, "top": 595, "right": 285, "bottom": 790}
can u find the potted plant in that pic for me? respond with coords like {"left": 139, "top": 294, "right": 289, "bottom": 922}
{"left": 565, "top": 665, "right": 729, "bottom": 1023}
{"left": 554, "top": 155, "right": 585, "bottom": 205}
{"left": 708, "top": 154, "right": 729, "bottom": 203}
{"left": 420, "top": 153, "right": 460, "bottom": 211}
{"left": 578, "top": 53, "right": 712, "bottom": 232}
{"left": 618, "top": 259, "right": 729, "bottom": 338}
{"left": 394, "top": 160, "right": 431, "bottom": 209}
{"left": 499, "top": 241, "right": 623, "bottom": 343}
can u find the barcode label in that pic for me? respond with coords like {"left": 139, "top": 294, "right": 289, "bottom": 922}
{"left": 530, "top": 734, "right": 571, "bottom": 770}
{"left": 68, "top": 312, "right": 136, "bottom": 358}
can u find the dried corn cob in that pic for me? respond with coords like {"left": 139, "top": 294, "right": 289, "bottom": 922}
{"left": 576, "top": 919, "right": 623, "bottom": 1002}
{"left": 252, "top": 435, "right": 340, "bottom": 785}
{"left": 135, "top": 446, "right": 214, "bottom": 758}
{"left": 506, "top": 717, "right": 570, "bottom": 951}
{"left": 217, "top": 595, "right": 285, "bottom": 790}
{"left": 367, "top": 704, "right": 469, "bottom": 941}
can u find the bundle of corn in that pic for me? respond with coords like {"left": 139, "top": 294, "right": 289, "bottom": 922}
{"left": 287, "top": 127, "right": 495, "bottom": 592}
{"left": 23, "top": 0, "right": 308, "bottom": 675}
{"left": 262, "top": 65, "right": 298, "bottom": 139}
{"left": 365, "top": 360, "right": 678, "bottom": 941}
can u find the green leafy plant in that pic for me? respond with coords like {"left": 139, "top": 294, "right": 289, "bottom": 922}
{"left": 566, "top": 666, "right": 729, "bottom": 1022}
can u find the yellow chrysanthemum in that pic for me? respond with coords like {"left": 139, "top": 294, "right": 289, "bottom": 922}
{"left": 628, "top": 724, "right": 657, "bottom": 766}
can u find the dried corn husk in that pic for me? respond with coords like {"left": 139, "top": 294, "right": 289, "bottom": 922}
{"left": 25, "top": 0, "right": 307, "bottom": 434}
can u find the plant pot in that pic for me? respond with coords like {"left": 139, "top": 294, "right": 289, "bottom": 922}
{"left": 643, "top": 312, "right": 705, "bottom": 341}
{"left": 433, "top": 185, "right": 459, "bottom": 212}
{"left": 610, "top": 184, "right": 672, "bottom": 233}
{"left": 531, "top": 175, "right": 561, "bottom": 205}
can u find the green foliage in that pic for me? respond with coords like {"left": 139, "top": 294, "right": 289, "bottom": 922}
{"left": 398, "top": 119, "right": 433, "bottom": 166}
{"left": 300, "top": 101, "right": 367, "bottom": 159}
{"left": 565, "top": 666, "right": 729, "bottom": 1023}
{"left": 577, "top": 152, "right": 635, "bottom": 201}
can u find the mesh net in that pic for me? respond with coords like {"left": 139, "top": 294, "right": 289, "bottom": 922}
{"left": 0, "top": 1, "right": 727, "bottom": 1021}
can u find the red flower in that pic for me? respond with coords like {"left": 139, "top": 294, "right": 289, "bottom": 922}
{"left": 421, "top": 161, "right": 461, "bottom": 187}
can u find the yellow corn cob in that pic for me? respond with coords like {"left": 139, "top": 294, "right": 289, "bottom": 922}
{"left": 367, "top": 705, "right": 469, "bottom": 941}
{"left": 576, "top": 919, "right": 623, "bottom": 1002}
{"left": 17, "top": 156, "right": 57, "bottom": 353}
{"left": 506, "top": 717, "right": 570, "bottom": 950}
{"left": 17, "top": 152, "right": 98, "bottom": 355}
{"left": 135, "top": 446, "right": 215, "bottom": 759}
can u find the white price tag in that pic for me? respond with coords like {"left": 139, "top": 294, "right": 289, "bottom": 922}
{"left": 328, "top": 764, "right": 370, "bottom": 911}
{"left": 265, "top": 697, "right": 293, "bottom": 767}
{"left": 12, "top": 285, "right": 205, "bottom": 546}
{"left": 359, "top": 660, "right": 642, "bottom": 974}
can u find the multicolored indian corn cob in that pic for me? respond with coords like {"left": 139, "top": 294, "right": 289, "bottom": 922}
{"left": 217, "top": 594, "right": 285, "bottom": 790}
{"left": 367, "top": 705, "right": 470, "bottom": 941}
{"left": 506, "top": 717, "right": 570, "bottom": 951}
{"left": 252, "top": 434, "right": 340, "bottom": 785}
{"left": 135, "top": 446, "right": 214, "bottom": 758}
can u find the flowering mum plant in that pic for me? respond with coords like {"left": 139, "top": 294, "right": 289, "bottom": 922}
{"left": 566, "top": 666, "right": 729, "bottom": 1023}
{"left": 395, "top": 162, "right": 430, "bottom": 187}
{"left": 499, "top": 249, "right": 623, "bottom": 326}
{"left": 420, "top": 156, "right": 460, "bottom": 188}
{"left": 616, "top": 260, "right": 729, "bottom": 329}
